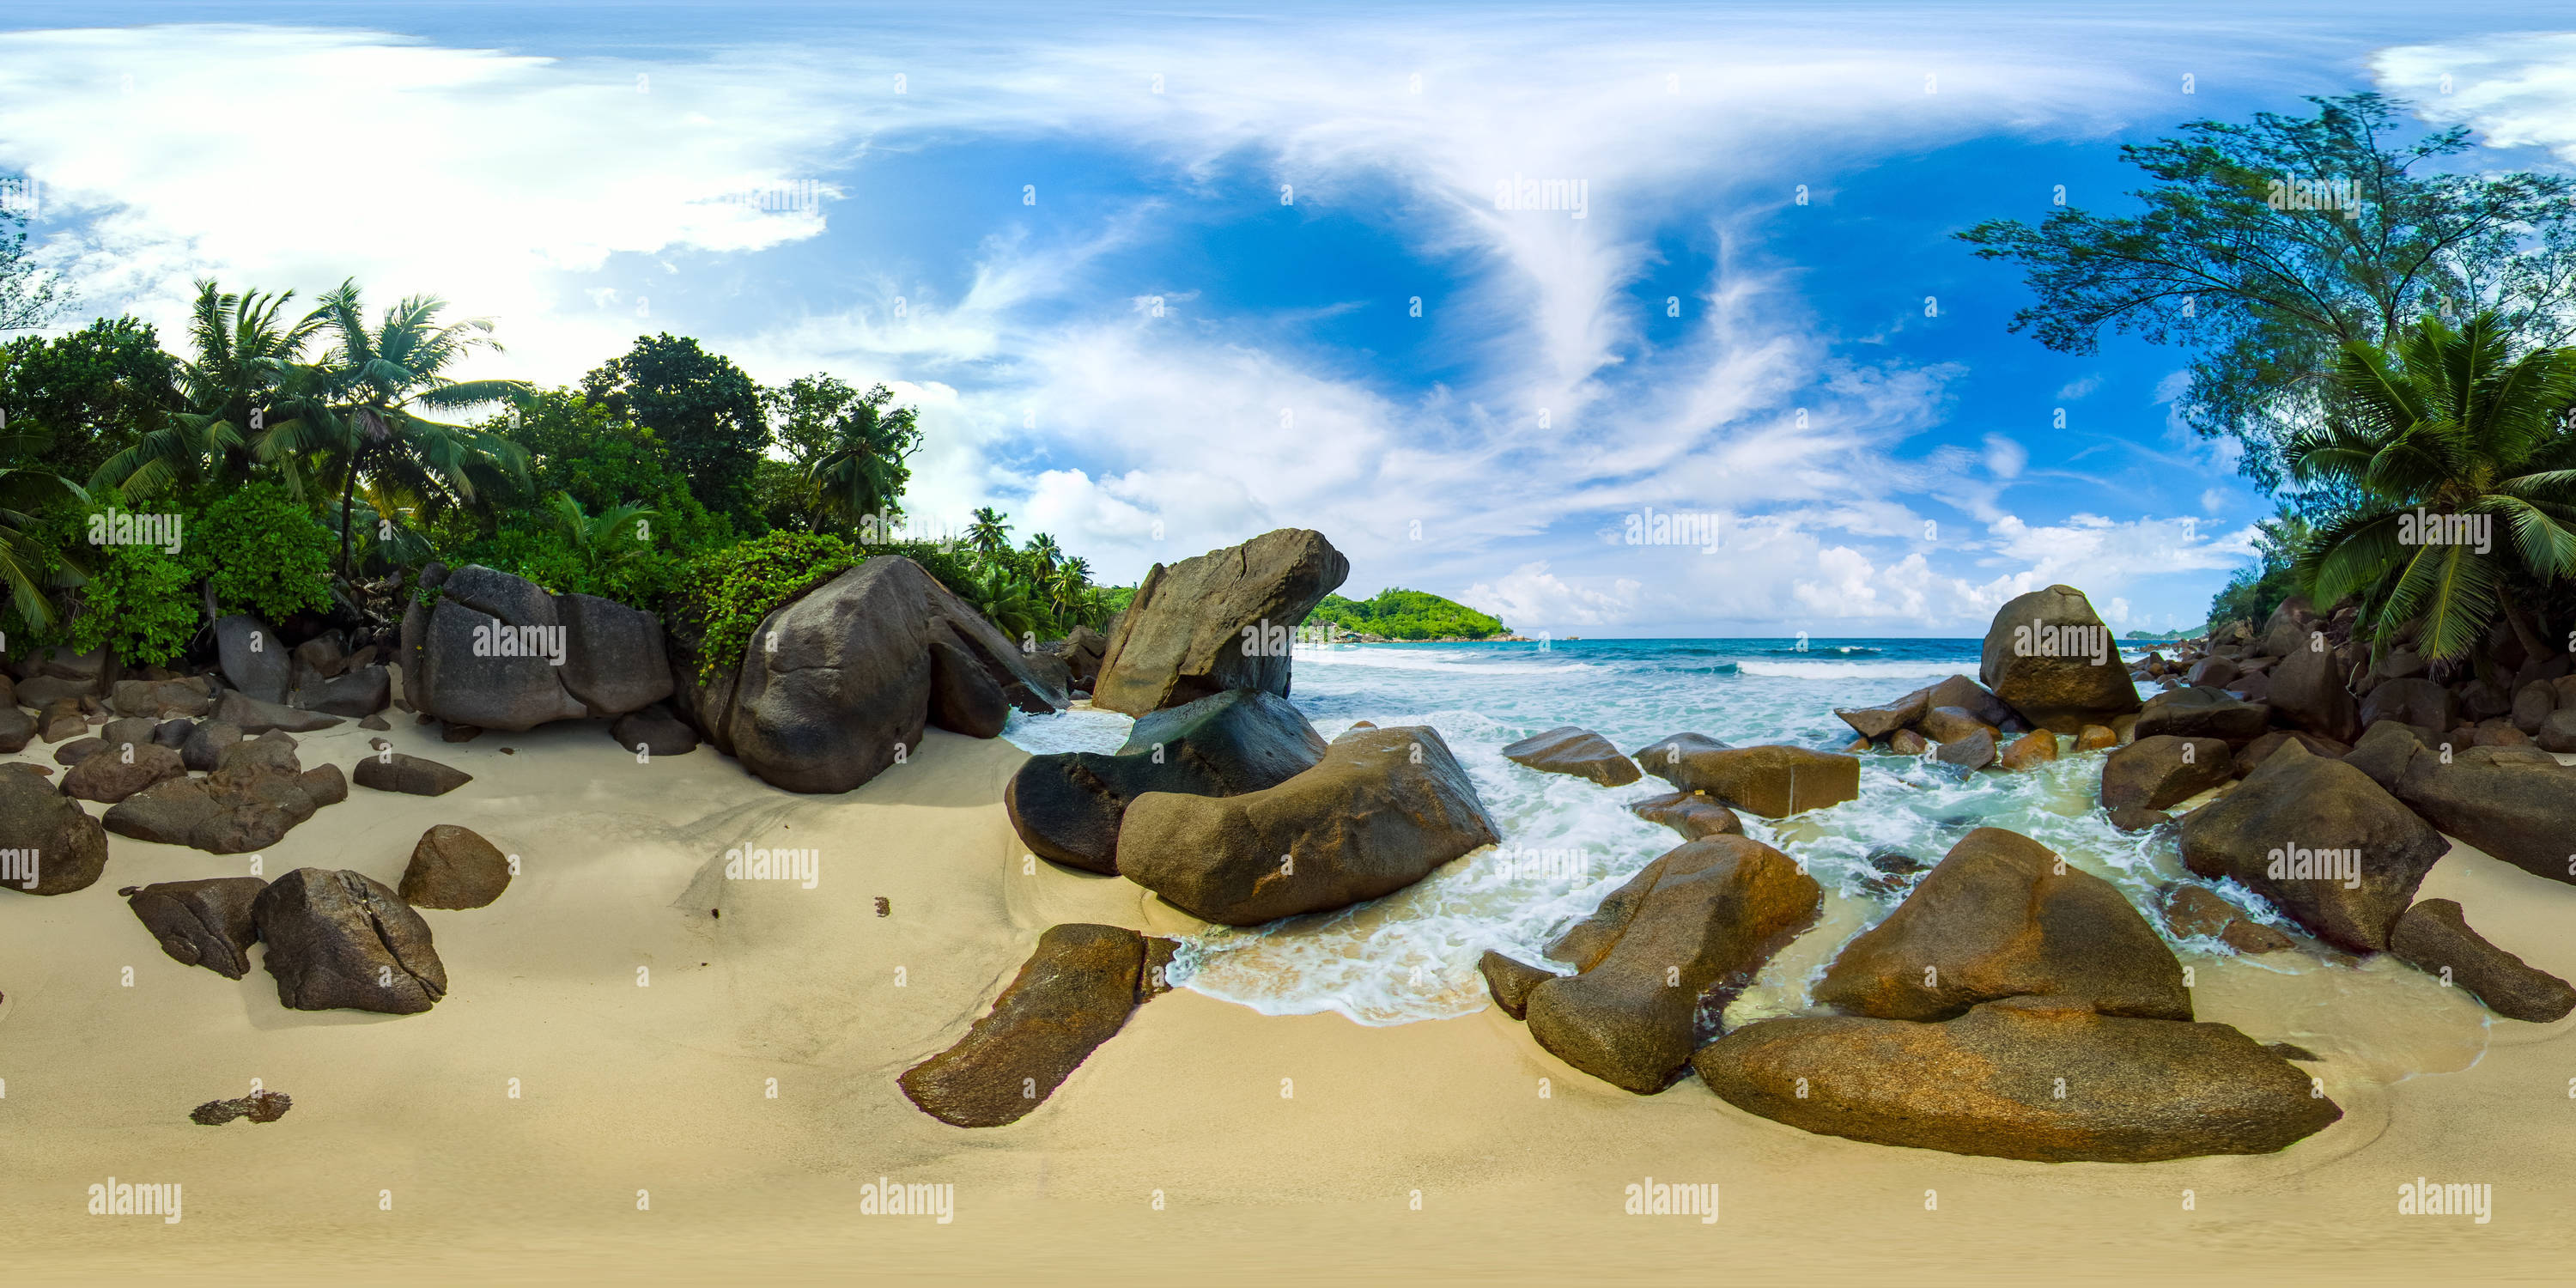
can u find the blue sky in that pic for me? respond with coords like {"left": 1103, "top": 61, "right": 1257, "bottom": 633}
{"left": 7, "top": 3, "right": 2576, "bottom": 635}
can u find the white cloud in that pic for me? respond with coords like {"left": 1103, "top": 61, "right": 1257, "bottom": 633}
{"left": 2054, "top": 374, "right": 2101, "bottom": 401}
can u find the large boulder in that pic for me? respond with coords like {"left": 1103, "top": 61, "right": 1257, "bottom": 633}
{"left": 1501, "top": 726, "right": 1642, "bottom": 787}
{"left": 672, "top": 556, "right": 1068, "bottom": 795}
{"left": 123, "top": 877, "right": 265, "bottom": 979}
{"left": 898, "top": 924, "right": 1170, "bottom": 1127}
{"left": 105, "top": 750, "right": 337, "bottom": 854}
{"left": 1117, "top": 726, "right": 1498, "bottom": 926}
{"left": 2135, "top": 686, "right": 2270, "bottom": 745}
{"left": 1091, "top": 529, "right": 1348, "bottom": 715}
{"left": 2233, "top": 729, "right": 2350, "bottom": 779}
{"left": 1693, "top": 995, "right": 2341, "bottom": 1163}
{"left": 2268, "top": 637, "right": 2361, "bottom": 742}
{"left": 2177, "top": 743, "right": 2449, "bottom": 952}
{"left": 410, "top": 567, "right": 674, "bottom": 732}
{"left": 2100, "top": 735, "right": 2231, "bottom": 811}
{"left": 1005, "top": 689, "right": 1324, "bottom": 875}
{"left": 2358, "top": 677, "right": 2455, "bottom": 738}
{"left": 216, "top": 616, "right": 290, "bottom": 702}
{"left": 1814, "top": 828, "right": 2190, "bottom": 1021}
{"left": 399, "top": 824, "right": 513, "bottom": 910}
{"left": 1522, "top": 835, "right": 1820, "bottom": 1093}
{"left": 1628, "top": 790, "right": 1741, "bottom": 841}
{"left": 2382, "top": 743, "right": 2576, "bottom": 887}
{"left": 1633, "top": 742, "right": 1859, "bottom": 817}
{"left": 926, "top": 639, "right": 1010, "bottom": 739}
{"left": 1833, "top": 690, "right": 1928, "bottom": 740}
{"left": 1923, "top": 675, "right": 2021, "bottom": 730}
{"left": 1978, "top": 586, "right": 2142, "bottom": 732}
{"left": 1043, "top": 625, "right": 1111, "bottom": 690}
{"left": 60, "top": 740, "right": 186, "bottom": 804}
{"left": 2390, "top": 899, "right": 2576, "bottom": 1023}
{"left": 0, "top": 768, "right": 110, "bottom": 895}
{"left": 254, "top": 868, "right": 447, "bottom": 1014}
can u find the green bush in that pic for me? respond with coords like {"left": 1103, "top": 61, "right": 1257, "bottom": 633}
{"left": 190, "top": 482, "right": 335, "bottom": 621}
{"left": 65, "top": 527, "right": 198, "bottom": 666}
{"left": 679, "top": 531, "right": 857, "bottom": 676}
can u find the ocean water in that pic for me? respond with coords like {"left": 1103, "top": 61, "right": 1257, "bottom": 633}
{"left": 999, "top": 638, "right": 2464, "bottom": 1040}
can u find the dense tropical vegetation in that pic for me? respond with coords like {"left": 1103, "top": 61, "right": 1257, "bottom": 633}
{"left": 1307, "top": 588, "right": 1509, "bottom": 641}
{"left": 1965, "top": 96, "right": 2576, "bottom": 666}
{"left": 0, "top": 235, "right": 1125, "bottom": 667}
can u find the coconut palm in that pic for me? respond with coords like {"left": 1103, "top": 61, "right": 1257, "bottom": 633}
{"left": 1024, "top": 532, "right": 1062, "bottom": 579}
{"left": 959, "top": 565, "right": 1043, "bottom": 642}
{"left": 2289, "top": 312, "right": 2576, "bottom": 661}
{"left": 0, "top": 420, "right": 86, "bottom": 626}
{"left": 966, "top": 507, "right": 1011, "bottom": 557}
{"left": 90, "top": 280, "right": 323, "bottom": 500}
{"left": 256, "top": 280, "right": 533, "bottom": 576}
{"left": 1048, "top": 555, "right": 1091, "bottom": 617}
{"left": 544, "top": 491, "right": 659, "bottom": 581}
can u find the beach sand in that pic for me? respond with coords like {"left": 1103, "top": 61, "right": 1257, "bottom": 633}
{"left": 5, "top": 714, "right": 2573, "bottom": 1284}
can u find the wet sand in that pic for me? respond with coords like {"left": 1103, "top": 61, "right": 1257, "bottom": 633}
{"left": 4, "top": 718, "right": 2573, "bottom": 1284}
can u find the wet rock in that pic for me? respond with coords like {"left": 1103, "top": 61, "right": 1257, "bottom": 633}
{"left": 1502, "top": 726, "right": 1642, "bottom": 787}
{"left": 2160, "top": 884, "right": 2294, "bottom": 955}
{"left": 2106, "top": 805, "right": 2172, "bottom": 834}
{"left": 897, "top": 923, "right": 1170, "bottom": 1127}
{"left": 1523, "top": 835, "right": 1820, "bottom": 1093}
{"left": 1978, "top": 586, "right": 2142, "bottom": 732}
{"left": 1886, "top": 728, "right": 1930, "bottom": 755}
{"left": 927, "top": 638, "right": 1011, "bottom": 738}
{"left": 354, "top": 752, "right": 474, "bottom": 797}
{"left": 2100, "top": 735, "right": 2232, "bottom": 811}
{"left": 1998, "top": 729, "right": 2061, "bottom": 771}
{"left": 2389, "top": 899, "right": 2576, "bottom": 1023}
{"left": 1815, "top": 827, "right": 2190, "bottom": 1021}
{"left": 1935, "top": 727, "right": 1997, "bottom": 770}
{"left": 609, "top": 703, "right": 701, "bottom": 756}
{"left": 1636, "top": 742, "right": 1859, "bottom": 817}
{"left": 1479, "top": 951, "right": 1558, "bottom": 1020}
{"left": 61, "top": 740, "right": 187, "bottom": 804}
{"left": 1006, "top": 689, "right": 1325, "bottom": 875}
{"left": 398, "top": 824, "right": 512, "bottom": 909}
{"left": 2178, "top": 743, "right": 2449, "bottom": 952}
{"left": 0, "top": 769, "right": 111, "bottom": 896}
{"left": 254, "top": 868, "right": 447, "bottom": 1013}
{"left": 1091, "top": 528, "right": 1348, "bottom": 715}
{"left": 1628, "top": 790, "right": 1741, "bottom": 840}
{"left": 1918, "top": 706, "right": 1998, "bottom": 744}
{"left": 124, "top": 877, "right": 265, "bottom": 978}
{"left": 1118, "top": 726, "right": 1497, "bottom": 925}
{"left": 1834, "top": 689, "right": 1929, "bottom": 740}
{"left": 1694, "top": 995, "right": 2341, "bottom": 1162}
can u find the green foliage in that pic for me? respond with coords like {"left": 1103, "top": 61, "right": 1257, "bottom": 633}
{"left": 2206, "top": 506, "right": 2315, "bottom": 636}
{"left": 2286, "top": 313, "right": 2576, "bottom": 660}
{"left": 64, "top": 519, "right": 198, "bottom": 666}
{"left": 580, "top": 334, "right": 768, "bottom": 527}
{"left": 1959, "top": 93, "right": 2576, "bottom": 487}
{"left": 1308, "top": 587, "right": 1508, "bottom": 641}
{"left": 0, "top": 317, "right": 178, "bottom": 489}
{"left": 957, "top": 563, "right": 1044, "bottom": 644}
{"left": 760, "top": 375, "right": 920, "bottom": 534}
{"left": 678, "top": 531, "right": 857, "bottom": 675}
{"left": 190, "top": 481, "right": 334, "bottom": 621}
{"left": 93, "top": 281, "right": 321, "bottom": 501}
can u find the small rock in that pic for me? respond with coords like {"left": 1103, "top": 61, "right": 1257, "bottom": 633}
{"left": 1502, "top": 726, "right": 1643, "bottom": 787}
{"left": 191, "top": 1089, "right": 292, "bottom": 1126}
{"left": 2389, "top": 898, "right": 2576, "bottom": 1023}
{"left": 354, "top": 753, "right": 474, "bottom": 797}
{"left": 440, "top": 722, "right": 483, "bottom": 743}
{"left": 1997, "top": 729, "right": 2061, "bottom": 771}
{"left": 898, "top": 924, "right": 1169, "bottom": 1127}
{"left": 399, "top": 824, "right": 513, "bottom": 909}
{"left": 1627, "top": 790, "right": 1741, "bottom": 840}
{"left": 125, "top": 877, "right": 266, "bottom": 978}
{"left": 2075, "top": 724, "right": 2119, "bottom": 751}
{"left": 358, "top": 713, "right": 392, "bottom": 731}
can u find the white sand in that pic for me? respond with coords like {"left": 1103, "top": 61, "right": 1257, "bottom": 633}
{"left": 5, "top": 716, "right": 2573, "bottom": 1283}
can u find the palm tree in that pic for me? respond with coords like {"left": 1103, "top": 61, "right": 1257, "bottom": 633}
{"left": 2290, "top": 312, "right": 2576, "bottom": 662}
{"left": 959, "top": 565, "right": 1042, "bottom": 642}
{"left": 1024, "top": 532, "right": 1062, "bottom": 579}
{"left": 544, "top": 492, "right": 658, "bottom": 582}
{"left": 1048, "top": 555, "right": 1091, "bottom": 618}
{"left": 257, "top": 280, "right": 534, "bottom": 576}
{"left": 967, "top": 507, "right": 1011, "bottom": 557}
{"left": 0, "top": 420, "right": 86, "bottom": 627}
{"left": 91, "top": 280, "right": 322, "bottom": 500}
